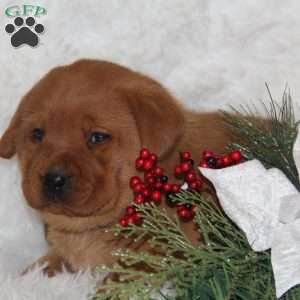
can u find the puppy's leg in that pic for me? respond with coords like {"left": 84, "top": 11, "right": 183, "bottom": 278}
{"left": 23, "top": 250, "right": 73, "bottom": 277}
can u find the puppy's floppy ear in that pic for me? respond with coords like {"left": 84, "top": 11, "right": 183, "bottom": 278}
{"left": 123, "top": 80, "right": 185, "bottom": 158}
{"left": 0, "top": 105, "right": 23, "bottom": 159}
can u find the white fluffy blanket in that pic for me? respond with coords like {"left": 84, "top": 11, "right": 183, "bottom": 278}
{"left": 0, "top": 1, "right": 299, "bottom": 299}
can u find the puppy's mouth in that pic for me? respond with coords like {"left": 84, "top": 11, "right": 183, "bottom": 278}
{"left": 22, "top": 169, "right": 98, "bottom": 217}
{"left": 42, "top": 196, "right": 109, "bottom": 218}
{"left": 22, "top": 159, "right": 121, "bottom": 219}
{"left": 41, "top": 183, "right": 97, "bottom": 217}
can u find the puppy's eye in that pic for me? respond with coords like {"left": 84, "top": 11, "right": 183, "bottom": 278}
{"left": 89, "top": 132, "right": 111, "bottom": 145}
{"left": 32, "top": 128, "right": 44, "bottom": 142}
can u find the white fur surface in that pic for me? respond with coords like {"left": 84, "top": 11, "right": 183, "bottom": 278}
{"left": 0, "top": 1, "right": 299, "bottom": 299}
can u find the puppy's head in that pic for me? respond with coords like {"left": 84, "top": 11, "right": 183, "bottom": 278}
{"left": 0, "top": 60, "right": 184, "bottom": 222}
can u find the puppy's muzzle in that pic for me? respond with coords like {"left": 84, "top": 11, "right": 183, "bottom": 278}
{"left": 43, "top": 169, "right": 72, "bottom": 201}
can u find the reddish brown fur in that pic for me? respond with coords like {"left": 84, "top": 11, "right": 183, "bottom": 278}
{"left": 0, "top": 60, "right": 231, "bottom": 275}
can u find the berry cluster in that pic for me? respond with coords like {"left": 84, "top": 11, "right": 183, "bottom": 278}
{"left": 198, "top": 150, "right": 242, "bottom": 169}
{"left": 119, "top": 206, "right": 142, "bottom": 227}
{"left": 120, "top": 149, "right": 200, "bottom": 227}
{"left": 119, "top": 148, "right": 243, "bottom": 227}
{"left": 174, "top": 151, "right": 203, "bottom": 190}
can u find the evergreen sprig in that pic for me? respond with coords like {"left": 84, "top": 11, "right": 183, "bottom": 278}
{"left": 93, "top": 192, "right": 300, "bottom": 300}
{"left": 222, "top": 85, "right": 299, "bottom": 190}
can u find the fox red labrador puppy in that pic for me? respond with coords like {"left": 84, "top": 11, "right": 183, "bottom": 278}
{"left": 0, "top": 60, "right": 230, "bottom": 275}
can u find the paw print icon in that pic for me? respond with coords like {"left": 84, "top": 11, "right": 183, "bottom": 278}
{"left": 5, "top": 16, "right": 45, "bottom": 48}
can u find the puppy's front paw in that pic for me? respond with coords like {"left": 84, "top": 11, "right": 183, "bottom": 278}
{"left": 23, "top": 251, "right": 72, "bottom": 277}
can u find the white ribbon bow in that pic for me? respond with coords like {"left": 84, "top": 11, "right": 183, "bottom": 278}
{"left": 200, "top": 129, "right": 300, "bottom": 298}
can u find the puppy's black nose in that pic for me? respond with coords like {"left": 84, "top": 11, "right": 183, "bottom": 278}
{"left": 43, "top": 172, "right": 69, "bottom": 199}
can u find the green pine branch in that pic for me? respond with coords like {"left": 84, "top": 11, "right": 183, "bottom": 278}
{"left": 93, "top": 191, "right": 300, "bottom": 300}
{"left": 222, "top": 84, "right": 299, "bottom": 190}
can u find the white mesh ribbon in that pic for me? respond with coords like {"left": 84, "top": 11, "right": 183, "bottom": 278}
{"left": 200, "top": 129, "right": 300, "bottom": 298}
{"left": 295, "top": 129, "right": 300, "bottom": 175}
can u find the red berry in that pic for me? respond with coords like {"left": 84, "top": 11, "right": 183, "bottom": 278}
{"left": 203, "top": 150, "right": 215, "bottom": 160}
{"left": 134, "top": 194, "right": 144, "bottom": 205}
{"left": 216, "top": 157, "right": 224, "bottom": 168}
{"left": 133, "top": 183, "right": 144, "bottom": 194}
{"left": 192, "top": 206, "right": 197, "bottom": 214}
{"left": 147, "top": 177, "right": 156, "bottom": 185}
{"left": 189, "top": 180, "right": 202, "bottom": 190}
{"left": 222, "top": 155, "right": 232, "bottom": 167}
{"left": 150, "top": 154, "right": 158, "bottom": 162}
{"left": 143, "top": 159, "right": 155, "bottom": 171}
{"left": 140, "top": 148, "right": 150, "bottom": 159}
{"left": 154, "top": 166, "right": 163, "bottom": 177}
{"left": 119, "top": 217, "right": 128, "bottom": 227}
{"left": 199, "top": 161, "right": 209, "bottom": 168}
{"left": 135, "top": 158, "right": 144, "bottom": 170}
{"left": 185, "top": 171, "right": 197, "bottom": 183}
{"left": 163, "top": 183, "right": 172, "bottom": 192}
{"left": 174, "top": 165, "right": 182, "bottom": 177}
{"left": 230, "top": 150, "right": 242, "bottom": 163}
{"left": 130, "top": 176, "right": 141, "bottom": 189}
{"left": 154, "top": 182, "right": 163, "bottom": 190}
{"left": 197, "top": 179, "right": 203, "bottom": 188}
{"left": 181, "top": 151, "right": 191, "bottom": 161}
{"left": 132, "top": 213, "right": 142, "bottom": 224}
{"left": 151, "top": 190, "right": 161, "bottom": 202}
{"left": 145, "top": 171, "right": 154, "bottom": 179}
{"left": 181, "top": 162, "right": 191, "bottom": 173}
{"left": 172, "top": 184, "right": 181, "bottom": 193}
{"left": 125, "top": 206, "right": 135, "bottom": 216}
{"left": 127, "top": 215, "right": 136, "bottom": 224}
{"left": 142, "top": 188, "right": 151, "bottom": 198}
{"left": 189, "top": 181, "right": 198, "bottom": 190}
{"left": 177, "top": 207, "right": 193, "bottom": 221}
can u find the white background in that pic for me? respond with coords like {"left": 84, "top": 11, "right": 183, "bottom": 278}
{"left": 0, "top": 1, "right": 299, "bottom": 299}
